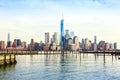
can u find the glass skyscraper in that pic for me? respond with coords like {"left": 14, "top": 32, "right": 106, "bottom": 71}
{"left": 60, "top": 17, "right": 64, "bottom": 49}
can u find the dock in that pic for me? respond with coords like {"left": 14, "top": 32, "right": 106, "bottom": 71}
{"left": 0, "top": 52, "right": 16, "bottom": 66}
{"left": 0, "top": 50, "right": 120, "bottom": 66}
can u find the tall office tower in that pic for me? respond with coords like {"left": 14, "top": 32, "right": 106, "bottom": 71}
{"left": 7, "top": 33, "right": 12, "bottom": 47}
{"left": 13, "top": 39, "right": 22, "bottom": 47}
{"left": 30, "top": 38, "right": 34, "bottom": 50}
{"left": 60, "top": 15, "right": 64, "bottom": 49}
{"left": 8, "top": 33, "right": 10, "bottom": 41}
{"left": 84, "top": 38, "right": 91, "bottom": 50}
{"left": 12, "top": 39, "right": 17, "bottom": 48}
{"left": 114, "top": 42, "right": 117, "bottom": 49}
{"left": 73, "top": 36, "right": 80, "bottom": 50}
{"left": 65, "top": 29, "right": 70, "bottom": 40}
{"left": 7, "top": 41, "right": 12, "bottom": 47}
{"left": 53, "top": 32, "right": 60, "bottom": 45}
{"left": 94, "top": 36, "right": 97, "bottom": 44}
{"left": 65, "top": 29, "right": 69, "bottom": 35}
{"left": 70, "top": 32, "right": 74, "bottom": 38}
{"left": 45, "top": 32, "right": 50, "bottom": 44}
{"left": 16, "top": 39, "right": 22, "bottom": 47}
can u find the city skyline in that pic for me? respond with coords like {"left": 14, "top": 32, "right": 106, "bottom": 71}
{"left": 0, "top": 0, "right": 120, "bottom": 47}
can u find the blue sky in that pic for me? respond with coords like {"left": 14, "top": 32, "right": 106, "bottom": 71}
{"left": 0, "top": 0, "right": 120, "bottom": 47}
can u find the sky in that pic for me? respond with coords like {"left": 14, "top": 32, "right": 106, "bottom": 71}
{"left": 0, "top": 0, "right": 120, "bottom": 47}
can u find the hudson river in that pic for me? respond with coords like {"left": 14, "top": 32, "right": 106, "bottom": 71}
{"left": 0, "top": 53, "right": 120, "bottom": 80}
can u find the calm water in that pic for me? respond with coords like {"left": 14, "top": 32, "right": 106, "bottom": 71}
{"left": 0, "top": 53, "right": 120, "bottom": 80}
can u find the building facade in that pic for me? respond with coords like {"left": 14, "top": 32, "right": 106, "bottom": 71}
{"left": 60, "top": 17, "right": 65, "bottom": 50}
{"left": 45, "top": 32, "right": 50, "bottom": 44}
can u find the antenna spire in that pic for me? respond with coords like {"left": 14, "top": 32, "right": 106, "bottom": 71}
{"left": 62, "top": 13, "right": 64, "bottom": 20}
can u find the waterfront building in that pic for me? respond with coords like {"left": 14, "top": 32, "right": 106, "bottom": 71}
{"left": 52, "top": 32, "right": 60, "bottom": 45}
{"left": 92, "top": 43, "right": 97, "bottom": 51}
{"left": 12, "top": 39, "right": 22, "bottom": 47}
{"left": 16, "top": 39, "right": 22, "bottom": 47}
{"left": 34, "top": 42, "right": 40, "bottom": 50}
{"left": 73, "top": 36, "right": 80, "bottom": 50}
{"left": 80, "top": 39, "right": 85, "bottom": 50}
{"left": 65, "top": 38, "right": 73, "bottom": 50}
{"left": 70, "top": 32, "right": 74, "bottom": 38}
{"left": 12, "top": 39, "right": 17, "bottom": 48}
{"left": 98, "top": 41, "right": 106, "bottom": 51}
{"left": 21, "top": 41, "right": 26, "bottom": 48}
{"left": 65, "top": 29, "right": 70, "bottom": 40}
{"left": 105, "top": 43, "right": 109, "bottom": 50}
{"left": 39, "top": 41, "right": 44, "bottom": 50}
{"left": 65, "top": 34, "right": 70, "bottom": 41}
{"left": 109, "top": 43, "right": 114, "bottom": 50}
{"left": 114, "top": 42, "right": 117, "bottom": 50}
{"left": 7, "top": 41, "right": 12, "bottom": 47}
{"left": 65, "top": 29, "right": 69, "bottom": 35}
{"left": 68, "top": 44, "right": 75, "bottom": 51}
{"left": 68, "top": 38, "right": 73, "bottom": 45}
{"left": 50, "top": 43, "right": 56, "bottom": 51}
{"left": 0, "top": 41, "right": 6, "bottom": 50}
{"left": 43, "top": 45, "right": 49, "bottom": 51}
{"left": 30, "top": 38, "right": 34, "bottom": 50}
{"left": 45, "top": 32, "right": 50, "bottom": 44}
{"left": 84, "top": 38, "right": 92, "bottom": 50}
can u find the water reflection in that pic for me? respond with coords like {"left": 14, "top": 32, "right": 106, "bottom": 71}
{"left": 0, "top": 64, "right": 16, "bottom": 80}
{"left": 0, "top": 64, "right": 15, "bottom": 72}
{"left": 0, "top": 53, "right": 120, "bottom": 80}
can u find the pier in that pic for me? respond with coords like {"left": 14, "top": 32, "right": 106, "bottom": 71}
{"left": 0, "top": 52, "right": 16, "bottom": 66}
{"left": 0, "top": 50, "right": 120, "bottom": 66}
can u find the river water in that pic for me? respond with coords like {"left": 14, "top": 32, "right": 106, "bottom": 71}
{"left": 0, "top": 53, "right": 120, "bottom": 80}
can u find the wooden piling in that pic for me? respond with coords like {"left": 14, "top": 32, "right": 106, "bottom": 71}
{"left": 0, "top": 51, "right": 17, "bottom": 66}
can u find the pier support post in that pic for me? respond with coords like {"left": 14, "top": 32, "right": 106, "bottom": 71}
{"left": 14, "top": 54, "right": 17, "bottom": 64}
{"left": 9, "top": 53, "right": 12, "bottom": 64}
{"left": 103, "top": 52, "right": 105, "bottom": 64}
{"left": 4, "top": 53, "right": 7, "bottom": 65}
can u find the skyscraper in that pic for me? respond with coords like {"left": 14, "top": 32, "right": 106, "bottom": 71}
{"left": 8, "top": 33, "right": 10, "bottom": 41}
{"left": 12, "top": 39, "right": 17, "bottom": 48}
{"left": 30, "top": 38, "right": 34, "bottom": 50}
{"left": 65, "top": 29, "right": 69, "bottom": 35}
{"left": 94, "top": 36, "right": 97, "bottom": 44}
{"left": 45, "top": 32, "right": 50, "bottom": 44}
{"left": 70, "top": 32, "right": 74, "bottom": 38}
{"left": 60, "top": 15, "right": 64, "bottom": 49}
{"left": 65, "top": 29, "right": 70, "bottom": 40}
{"left": 16, "top": 39, "right": 22, "bottom": 47}
{"left": 52, "top": 32, "right": 60, "bottom": 45}
{"left": 7, "top": 33, "right": 12, "bottom": 47}
{"left": 114, "top": 42, "right": 117, "bottom": 49}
